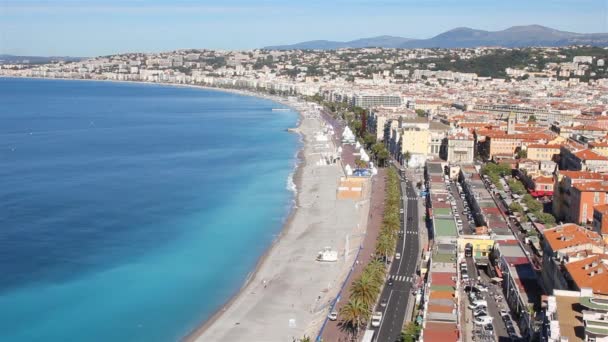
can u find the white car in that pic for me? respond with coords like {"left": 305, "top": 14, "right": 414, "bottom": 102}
{"left": 371, "top": 311, "right": 382, "bottom": 327}
{"left": 328, "top": 310, "right": 338, "bottom": 321}
{"left": 473, "top": 316, "right": 493, "bottom": 326}
{"left": 395, "top": 253, "right": 401, "bottom": 260}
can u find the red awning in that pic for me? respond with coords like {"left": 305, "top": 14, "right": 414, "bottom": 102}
{"left": 494, "top": 266, "right": 503, "bottom": 278}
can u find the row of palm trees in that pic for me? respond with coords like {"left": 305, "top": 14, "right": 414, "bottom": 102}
{"left": 339, "top": 168, "right": 401, "bottom": 340}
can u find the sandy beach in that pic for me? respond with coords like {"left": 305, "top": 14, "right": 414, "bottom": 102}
{"left": 185, "top": 103, "right": 371, "bottom": 342}
{"left": 3, "top": 75, "right": 373, "bottom": 342}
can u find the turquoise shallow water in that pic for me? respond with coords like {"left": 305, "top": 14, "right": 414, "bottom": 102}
{"left": 0, "top": 78, "right": 299, "bottom": 341}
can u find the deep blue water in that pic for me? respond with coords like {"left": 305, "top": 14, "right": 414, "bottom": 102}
{"left": 0, "top": 78, "right": 299, "bottom": 341}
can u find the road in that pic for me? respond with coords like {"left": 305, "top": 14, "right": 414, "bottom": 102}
{"left": 374, "top": 176, "right": 420, "bottom": 342}
{"left": 449, "top": 182, "right": 474, "bottom": 234}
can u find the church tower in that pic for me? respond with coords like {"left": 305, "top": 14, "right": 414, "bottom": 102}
{"left": 507, "top": 112, "right": 516, "bottom": 135}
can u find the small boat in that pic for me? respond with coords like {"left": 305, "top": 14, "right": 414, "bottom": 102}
{"left": 316, "top": 247, "right": 338, "bottom": 262}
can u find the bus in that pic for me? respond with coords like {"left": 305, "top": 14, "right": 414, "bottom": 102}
{"left": 362, "top": 329, "right": 376, "bottom": 342}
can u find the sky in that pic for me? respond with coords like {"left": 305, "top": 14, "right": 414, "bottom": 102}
{"left": 1, "top": 0, "right": 607, "bottom": 57}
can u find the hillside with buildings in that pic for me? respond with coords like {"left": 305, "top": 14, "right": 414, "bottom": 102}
{"left": 7, "top": 44, "right": 608, "bottom": 341}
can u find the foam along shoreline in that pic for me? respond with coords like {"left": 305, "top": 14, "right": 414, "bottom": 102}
{"left": 186, "top": 100, "right": 372, "bottom": 341}
{"left": 4, "top": 76, "right": 370, "bottom": 341}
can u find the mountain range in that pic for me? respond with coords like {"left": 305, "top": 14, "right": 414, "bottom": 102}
{"left": 264, "top": 25, "right": 608, "bottom": 50}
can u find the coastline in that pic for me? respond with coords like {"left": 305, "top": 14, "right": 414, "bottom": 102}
{"left": 3, "top": 76, "right": 370, "bottom": 341}
{"left": 182, "top": 147, "right": 307, "bottom": 341}
{"left": 0, "top": 75, "right": 296, "bottom": 112}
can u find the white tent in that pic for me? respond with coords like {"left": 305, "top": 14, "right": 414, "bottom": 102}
{"left": 361, "top": 150, "right": 370, "bottom": 162}
{"left": 344, "top": 164, "right": 353, "bottom": 176}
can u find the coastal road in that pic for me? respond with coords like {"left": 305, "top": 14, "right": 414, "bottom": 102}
{"left": 374, "top": 176, "right": 420, "bottom": 342}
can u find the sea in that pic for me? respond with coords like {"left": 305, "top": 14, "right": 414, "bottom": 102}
{"left": 0, "top": 78, "right": 300, "bottom": 341}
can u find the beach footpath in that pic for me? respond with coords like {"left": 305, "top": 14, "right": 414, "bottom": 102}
{"left": 186, "top": 105, "right": 372, "bottom": 342}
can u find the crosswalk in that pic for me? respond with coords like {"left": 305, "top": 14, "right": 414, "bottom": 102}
{"left": 389, "top": 275, "right": 413, "bottom": 282}
{"left": 400, "top": 230, "right": 418, "bottom": 235}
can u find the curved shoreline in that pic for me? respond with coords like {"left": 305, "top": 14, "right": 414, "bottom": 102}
{"left": 3, "top": 76, "right": 366, "bottom": 341}
{"left": 2, "top": 76, "right": 313, "bottom": 340}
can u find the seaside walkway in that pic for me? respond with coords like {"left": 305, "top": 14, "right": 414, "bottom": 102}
{"left": 320, "top": 168, "right": 387, "bottom": 342}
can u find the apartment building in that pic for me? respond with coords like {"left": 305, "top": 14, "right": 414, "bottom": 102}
{"left": 527, "top": 143, "right": 562, "bottom": 161}
{"left": 351, "top": 94, "right": 402, "bottom": 108}
{"left": 569, "top": 181, "right": 608, "bottom": 224}
{"left": 552, "top": 171, "right": 608, "bottom": 222}
{"left": 541, "top": 224, "right": 606, "bottom": 294}
{"left": 593, "top": 204, "right": 608, "bottom": 243}
{"left": 560, "top": 147, "right": 608, "bottom": 173}
{"left": 445, "top": 131, "right": 475, "bottom": 164}
{"left": 543, "top": 289, "right": 608, "bottom": 342}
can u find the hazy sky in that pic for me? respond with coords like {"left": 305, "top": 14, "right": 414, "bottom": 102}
{"left": 1, "top": 0, "right": 607, "bottom": 56}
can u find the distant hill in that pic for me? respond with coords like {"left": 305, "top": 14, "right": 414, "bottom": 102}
{"left": 264, "top": 35, "right": 414, "bottom": 50}
{"left": 0, "top": 54, "right": 83, "bottom": 64}
{"left": 264, "top": 25, "right": 608, "bottom": 50}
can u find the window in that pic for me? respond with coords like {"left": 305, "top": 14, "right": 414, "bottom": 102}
{"left": 595, "top": 192, "right": 600, "bottom": 204}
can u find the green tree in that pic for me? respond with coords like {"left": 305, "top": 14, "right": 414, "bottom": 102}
{"left": 516, "top": 148, "right": 528, "bottom": 159}
{"left": 376, "top": 148, "right": 390, "bottom": 167}
{"left": 376, "top": 231, "right": 396, "bottom": 260}
{"left": 363, "top": 133, "right": 376, "bottom": 149}
{"left": 401, "top": 322, "right": 421, "bottom": 342}
{"left": 415, "top": 109, "right": 426, "bottom": 117}
{"left": 403, "top": 151, "right": 411, "bottom": 167}
{"left": 340, "top": 298, "right": 370, "bottom": 340}
{"left": 537, "top": 212, "right": 556, "bottom": 226}
{"left": 365, "top": 259, "right": 386, "bottom": 284}
{"left": 508, "top": 179, "right": 526, "bottom": 195}
{"left": 293, "top": 336, "right": 311, "bottom": 342}
{"left": 528, "top": 115, "right": 537, "bottom": 122}
{"left": 509, "top": 202, "right": 524, "bottom": 214}
{"left": 523, "top": 194, "right": 543, "bottom": 213}
{"left": 350, "top": 272, "right": 381, "bottom": 308}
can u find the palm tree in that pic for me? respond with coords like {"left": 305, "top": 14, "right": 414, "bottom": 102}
{"left": 366, "top": 259, "right": 387, "bottom": 283}
{"left": 340, "top": 297, "right": 370, "bottom": 340}
{"left": 293, "top": 336, "right": 311, "bottom": 342}
{"left": 350, "top": 272, "right": 380, "bottom": 307}
{"left": 376, "top": 231, "right": 396, "bottom": 261}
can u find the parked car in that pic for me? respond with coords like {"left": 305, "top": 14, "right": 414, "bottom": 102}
{"left": 473, "top": 316, "right": 493, "bottom": 325}
{"left": 380, "top": 298, "right": 387, "bottom": 307}
{"left": 474, "top": 310, "right": 488, "bottom": 318}
{"left": 476, "top": 284, "right": 489, "bottom": 292}
{"left": 328, "top": 310, "right": 338, "bottom": 321}
{"left": 468, "top": 300, "right": 488, "bottom": 309}
{"left": 395, "top": 253, "right": 401, "bottom": 260}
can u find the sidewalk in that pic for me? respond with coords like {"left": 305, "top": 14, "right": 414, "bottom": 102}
{"left": 320, "top": 169, "right": 387, "bottom": 342}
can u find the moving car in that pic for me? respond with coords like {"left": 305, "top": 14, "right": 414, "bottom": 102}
{"left": 395, "top": 253, "right": 401, "bottom": 260}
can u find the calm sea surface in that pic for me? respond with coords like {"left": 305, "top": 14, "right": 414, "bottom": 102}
{"left": 0, "top": 78, "right": 299, "bottom": 341}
